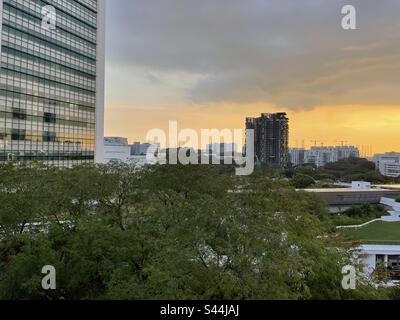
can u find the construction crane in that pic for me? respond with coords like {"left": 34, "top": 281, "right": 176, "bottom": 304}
{"left": 310, "top": 140, "right": 318, "bottom": 147}
{"left": 310, "top": 140, "right": 326, "bottom": 148}
{"left": 336, "top": 140, "right": 348, "bottom": 147}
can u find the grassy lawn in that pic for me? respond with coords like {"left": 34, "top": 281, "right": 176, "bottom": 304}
{"left": 342, "top": 221, "right": 400, "bottom": 245}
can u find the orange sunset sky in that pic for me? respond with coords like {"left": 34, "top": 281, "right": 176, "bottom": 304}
{"left": 105, "top": 103, "right": 400, "bottom": 156}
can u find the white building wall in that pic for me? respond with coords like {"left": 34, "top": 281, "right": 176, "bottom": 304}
{"left": 360, "top": 245, "right": 400, "bottom": 286}
{"left": 373, "top": 153, "right": 400, "bottom": 178}
{"left": 304, "top": 146, "right": 359, "bottom": 167}
{"left": 0, "top": 0, "right": 3, "bottom": 58}
{"left": 289, "top": 148, "right": 306, "bottom": 166}
{"left": 362, "top": 254, "right": 376, "bottom": 275}
{"left": 352, "top": 181, "right": 371, "bottom": 190}
{"left": 104, "top": 145, "right": 131, "bottom": 163}
{"left": 95, "top": 0, "right": 106, "bottom": 164}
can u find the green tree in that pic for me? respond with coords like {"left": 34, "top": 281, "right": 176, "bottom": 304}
{"left": 0, "top": 164, "right": 389, "bottom": 300}
{"left": 291, "top": 174, "right": 316, "bottom": 189}
{"left": 0, "top": 163, "right": 46, "bottom": 238}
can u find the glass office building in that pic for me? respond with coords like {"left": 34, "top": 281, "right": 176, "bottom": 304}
{"left": 0, "top": 0, "right": 105, "bottom": 166}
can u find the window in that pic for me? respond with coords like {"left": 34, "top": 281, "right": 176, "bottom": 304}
{"left": 11, "top": 129, "right": 26, "bottom": 141}
{"left": 44, "top": 112, "right": 57, "bottom": 124}
{"left": 12, "top": 108, "right": 26, "bottom": 120}
{"left": 43, "top": 131, "right": 57, "bottom": 142}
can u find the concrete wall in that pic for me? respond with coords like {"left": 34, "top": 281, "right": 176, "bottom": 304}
{"left": 0, "top": 0, "right": 3, "bottom": 58}
{"left": 104, "top": 145, "right": 131, "bottom": 163}
{"left": 362, "top": 254, "right": 376, "bottom": 275}
{"left": 308, "top": 189, "right": 400, "bottom": 206}
{"left": 361, "top": 245, "right": 400, "bottom": 275}
{"left": 95, "top": 0, "right": 106, "bottom": 164}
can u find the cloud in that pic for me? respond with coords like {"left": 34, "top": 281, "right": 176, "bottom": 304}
{"left": 106, "top": 0, "right": 400, "bottom": 109}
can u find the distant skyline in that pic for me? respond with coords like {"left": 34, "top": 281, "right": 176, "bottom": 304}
{"left": 104, "top": 0, "right": 400, "bottom": 156}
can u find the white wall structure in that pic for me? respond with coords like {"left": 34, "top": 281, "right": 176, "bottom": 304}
{"left": 305, "top": 146, "right": 360, "bottom": 167}
{"left": 354, "top": 198, "right": 400, "bottom": 285}
{"left": 0, "top": 0, "right": 3, "bottom": 54}
{"left": 95, "top": 0, "right": 106, "bottom": 164}
{"left": 373, "top": 153, "right": 400, "bottom": 178}
{"left": 360, "top": 245, "right": 400, "bottom": 286}
{"left": 289, "top": 148, "right": 306, "bottom": 166}
{"left": 104, "top": 137, "right": 131, "bottom": 163}
{"left": 207, "top": 143, "right": 237, "bottom": 156}
{"left": 352, "top": 181, "right": 371, "bottom": 190}
{"left": 289, "top": 146, "right": 359, "bottom": 167}
{"left": 131, "top": 142, "right": 151, "bottom": 156}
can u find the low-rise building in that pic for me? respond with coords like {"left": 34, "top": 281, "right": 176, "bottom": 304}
{"left": 289, "top": 146, "right": 359, "bottom": 167}
{"left": 207, "top": 143, "right": 237, "bottom": 157}
{"left": 304, "top": 185, "right": 400, "bottom": 206}
{"left": 305, "top": 146, "right": 359, "bottom": 167}
{"left": 289, "top": 148, "right": 306, "bottom": 166}
{"left": 352, "top": 181, "right": 371, "bottom": 190}
{"left": 131, "top": 142, "right": 151, "bottom": 156}
{"left": 373, "top": 152, "right": 400, "bottom": 178}
{"left": 360, "top": 245, "right": 400, "bottom": 285}
{"left": 104, "top": 137, "right": 131, "bottom": 163}
{"left": 340, "top": 198, "right": 400, "bottom": 286}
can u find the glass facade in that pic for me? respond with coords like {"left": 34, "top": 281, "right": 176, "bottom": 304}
{"left": 0, "top": 0, "right": 103, "bottom": 166}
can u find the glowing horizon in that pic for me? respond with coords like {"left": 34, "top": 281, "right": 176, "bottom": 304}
{"left": 104, "top": 103, "right": 400, "bottom": 157}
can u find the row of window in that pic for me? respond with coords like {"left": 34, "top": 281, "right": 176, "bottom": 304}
{"left": 75, "top": 0, "right": 98, "bottom": 13}
{"left": 0, "top": 0, "right": 99, "bottom": 167}
{"left": 0, "top": 90, "right": 95, "bottom": 121}
{"left": 11, "top": 129, "right": 56, "bottom": 142}
{"left": 0, "top": 109, "right": 95, "bottom": 128}
{"left": 2, "top": 47, "right": 96, "bottom": 91}
{"left": 3, "top": 26, "right": 96, "bottom": 74}
{"left": 1, "top": 121, "right": 94, "bottom": 136}
{"left": 0, "top": 152, "right": 95, "bottom": 163}
{"left": 4, "top": 5, "right": 96, "bottom": 59}
{"left": 44, "top": 0, "right": 97, "bottom": 27}
{"left": 0, "top": 128, "right": 95, "bottom": 145}
{"left": 0, "top": 69, "right": 96, "bottom": 107}
{"left": 8, "top": 0, "right": 97, "bottom": 43}
{"left": 0, "top": 140, "right": 95, "bottom": 149}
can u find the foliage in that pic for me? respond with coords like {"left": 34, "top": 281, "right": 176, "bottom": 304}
{"left": 330, "top": 205, "right": 387, "bottom": 227}
{"left": 0, "top": 163, "right": 388, "bottom": 300}
{"left": 293, "top": 158, "right": 399, "bottom": 184}
{"left": 291, "top": 174, "right": 316, "bottom": 189}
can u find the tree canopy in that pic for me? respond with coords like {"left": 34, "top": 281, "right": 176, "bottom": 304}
{"left": 0, "top": 162, "right": 388, "bottom": 300}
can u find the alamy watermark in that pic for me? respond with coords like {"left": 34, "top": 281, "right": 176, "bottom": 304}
{"left": 341, "top": 265, "right": 357, "bottom": 290}
{"left": 41, "top": 265, "right": 56, "bottom": 290}
{"left": 341, "top": 5, "right": 357, "bottom": 30}
{"left": 41, "top": 5, "right": 57, "bottom": 31}
{"left": 145, "top": 121, "right": 255, "bottom": 176}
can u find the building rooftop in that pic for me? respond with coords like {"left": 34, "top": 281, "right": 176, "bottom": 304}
{"left": 377, "top": 185, "right": 400, "bottom": 190}
{"left": 304, "top": 188, "right": 397, "bottom": 193}
{"left": 360, "top": 244, "right": 400, "bottom": 253}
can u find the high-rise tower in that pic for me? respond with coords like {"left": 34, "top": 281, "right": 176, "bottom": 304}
{"left": 0, "top": 0, "right": 105, "bottom": 166}
{"left": 246, "top": 113, "right": 289, "bottom": 166}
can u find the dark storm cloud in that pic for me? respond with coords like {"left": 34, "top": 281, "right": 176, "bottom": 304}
{"left": 106, "top": 0, "right": 400, "bottom": 108}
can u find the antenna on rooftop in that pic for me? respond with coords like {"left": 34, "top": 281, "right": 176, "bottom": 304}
{"left": 310, "top": 140, "right": 318, "bottom": 147}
